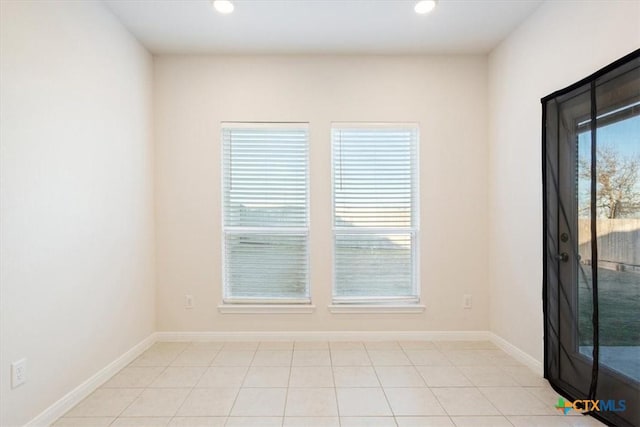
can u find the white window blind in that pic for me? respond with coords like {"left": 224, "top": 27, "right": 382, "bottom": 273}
{"left": 332, "top": 124, "right": 419, "bottom": 303}
{"left": 222, "top": 123, "right": 309, "bottom": 303}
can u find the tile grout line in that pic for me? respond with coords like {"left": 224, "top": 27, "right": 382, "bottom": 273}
{"left": 373, "top": 342, "right": 401, "bottom": 426}
{"left": 225, "top": 342, "right": 258, "bottom": 425}
{"left": 175, "top": 342, "right": 224, "bottom": 424}
{"left": 154, "top": 342, "right": 192, "bottom": 425}
{"left": 327, "top": 342, "right": 342, "bottom": 427}
{"left": 110, "top": 341, "right": 190, "bottom": 425}
{"left": 170, "top": 341, "right": 213, "bottom": 424}
{"left": 281, "top": 343, "right": 295, "bottom": 426}
{"left": 363, "top": 342, "right": 397, "bottom": 425}
{"left": 475, "top": 385, "right": 511, "bottom": 418}
{"left": 401, "top": 341, "right": 442, "bottom": 425}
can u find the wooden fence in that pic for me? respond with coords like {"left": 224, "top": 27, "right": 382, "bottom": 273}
{"left": 578, "top": 219, "right": 640, "bottom": 271}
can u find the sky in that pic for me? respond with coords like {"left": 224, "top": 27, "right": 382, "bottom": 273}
{"left": 578, "top": 112, "right": 640, "bottom": 219}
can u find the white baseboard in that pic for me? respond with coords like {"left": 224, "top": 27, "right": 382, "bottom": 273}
{"left": 488, "top": 332, "right": 543, "bottom": 375}
{"left": 155, "top": 330, "right": 492, "bottom": 342}
{"left": 26, "top": 333, "right": 156, "bottom": 427}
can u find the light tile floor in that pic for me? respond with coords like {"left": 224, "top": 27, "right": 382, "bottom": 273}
{"left": 54, "top": 341, "right": 605, "bottom": 427}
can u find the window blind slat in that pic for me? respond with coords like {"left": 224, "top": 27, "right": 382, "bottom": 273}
{"left": 223, "top": 125, "right": 309, "bottom": 302}
{"left": 332, "top": 126, "right": 418, "bottom": 301}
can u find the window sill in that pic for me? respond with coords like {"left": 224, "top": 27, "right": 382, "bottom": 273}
{"left": 218, "top": 304, "right": 316, "bottom": 314}
{"left": 328, "top": 304, "right": 425, "bottom": 314}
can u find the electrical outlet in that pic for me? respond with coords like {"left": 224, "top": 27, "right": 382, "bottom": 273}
{"left": 185, "top": 294, "right": 194, "bottom": 309}
{"left": 463, "top": 294, "right": 472, "bottom": 309}
{"left": 11, "top": 358, "right": 26, "bottom": 388}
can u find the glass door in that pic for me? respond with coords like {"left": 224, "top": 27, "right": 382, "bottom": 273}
{"left": 543, "top": 50, "right": 639, "bottom": 427}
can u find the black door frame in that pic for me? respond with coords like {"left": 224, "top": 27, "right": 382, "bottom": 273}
{"left": 542, "top": 48, "right": 640, "bottom": 427}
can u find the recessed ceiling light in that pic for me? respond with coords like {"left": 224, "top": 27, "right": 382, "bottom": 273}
{"left": 414, "top": 0, "right": 437, "bottom": 15}
{"left": 213, "top": 0, "right": 234, "bottom": 14}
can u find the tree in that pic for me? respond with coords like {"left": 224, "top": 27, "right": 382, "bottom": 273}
{"left": 579, "top": 144, "right": 640, "bottom": 219}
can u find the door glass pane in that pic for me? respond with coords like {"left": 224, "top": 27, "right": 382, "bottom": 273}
{"left": 577, "top": 109, "right": 640, "bottom": 381}
{"left": 577, "top": 124, "right": 594, "bottom": 358}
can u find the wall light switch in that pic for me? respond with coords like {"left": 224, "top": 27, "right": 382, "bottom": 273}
{"left": 185, "top": 294, "right": 194, "bottom": 309}
{"left": 463, "top": 294, "right": 472, "bottom": 309}
{"left": 11, "top": 358, "right": 26, "bottom": 388}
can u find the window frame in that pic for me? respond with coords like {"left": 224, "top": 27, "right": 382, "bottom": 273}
{"left": 220, "top": 121, "right": 311, "bottom": 305}
{"left": 330, "top": 122, "right": 421, "bottom": 305}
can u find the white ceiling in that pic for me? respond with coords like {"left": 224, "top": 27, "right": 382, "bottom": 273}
{"left": 104, "top": 0, "right": 544, "bottom": 55}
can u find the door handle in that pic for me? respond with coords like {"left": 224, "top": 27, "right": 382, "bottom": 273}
{"left": 556, "top": 252, "right": 569, "bottom": 263}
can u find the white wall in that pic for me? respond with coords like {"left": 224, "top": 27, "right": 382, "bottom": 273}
{"left": 488, "top": 0, "right": 640, "bottom": 362}
{"left": 154, "top": 55, "right": 490, "bottom": 333}
{"left": 9, "top": 0, "right": 632, "bottom": 421}
{"left": 0, "top": 2, "right": 155, "bottom": 425}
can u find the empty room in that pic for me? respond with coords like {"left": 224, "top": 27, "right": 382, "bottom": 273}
{"left": 1, "top": 0, "right": 638, "bottom": 426}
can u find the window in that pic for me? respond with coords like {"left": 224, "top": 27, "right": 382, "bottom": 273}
{"left": 332, "top": 123, "right": 419, "bottom": 303}
{"left": 222, "top": 123, "right": 309, "bottom": 303}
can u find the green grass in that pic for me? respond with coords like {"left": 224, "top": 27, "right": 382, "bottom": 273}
{"left": 579, "top": 268, "right": 640, "bottom": 346}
